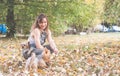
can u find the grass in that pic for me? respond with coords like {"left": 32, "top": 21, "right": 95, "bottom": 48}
{"left": 54, "top": 32, "right": 120, "bottom": 51}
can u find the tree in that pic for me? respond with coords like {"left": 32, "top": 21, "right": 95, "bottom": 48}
{"left": 103, "top": 0, "right": 120, "bottom": 25}
{"left": 2, "top": 0, "right": 119, "bottom": 37}
{"left": 6, "top": 0, "right": 16, "bottom": 37}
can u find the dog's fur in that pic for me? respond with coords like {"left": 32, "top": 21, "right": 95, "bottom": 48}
{"left": 21, "top": 43, "right": 51, "bottom": 72}
{"left": 21, "top": 42, "right": 29, "bottom": 50}
{"left": 25, "top": 52, "right": 38, "bottom": 72}
{"left": 42, "top": 48, "right": 51, "bottom": 65}
{"left": 22, "top": 46, "right": 51, "bottom": 72}
{"left": 21, "top": 43, "right": 33, "bottom": 59}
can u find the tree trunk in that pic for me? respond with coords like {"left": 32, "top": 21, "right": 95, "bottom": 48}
{"left": 6, "top": 0, "right": 16, "bottom": 37}
{"left": 0, "top": 0, "right": 3, "bottom": 2}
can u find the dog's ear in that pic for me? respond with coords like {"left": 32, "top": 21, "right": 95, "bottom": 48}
{"left": 21, "top": 43, "right": 25, "bottom": 49}
{"left": 21, "top": 42, "right": 29, "bottom": 49}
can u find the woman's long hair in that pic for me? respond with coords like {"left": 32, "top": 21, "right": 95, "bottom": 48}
{"left": 30, "top": 13, "right": 49, "bottom": 32}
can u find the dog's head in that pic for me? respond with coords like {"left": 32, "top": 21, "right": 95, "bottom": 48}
{"left": 21, "top": 42, "right": 29, "bottom": 50}
{"left": 21, "top": 43, "right": 30, "bottom": 56}
{"left": 42, "top": 48, "right": 51, "bottom": 63}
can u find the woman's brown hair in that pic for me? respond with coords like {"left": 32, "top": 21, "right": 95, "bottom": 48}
{"left": 31, "top": 13, "right": 49, "bottom": 32}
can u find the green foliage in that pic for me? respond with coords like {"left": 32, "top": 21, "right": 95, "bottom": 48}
{"left": 71, "top": 2, "right": 96, "bottom": 28}
{"left": 103, "top": 0, "right": 120, "bottom": 25}
{"left": 0, "top": 2, "right": 7, "bottom": 23}
{"left": 1, "top": 0, "right": 120, "bottom": 37}
{"left": 50, "top": 21, "right": 68, "bottom": 36}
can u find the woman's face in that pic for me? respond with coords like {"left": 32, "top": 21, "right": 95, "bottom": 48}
{"left": 38, "top": 18, "right": 47, "bottom": 30}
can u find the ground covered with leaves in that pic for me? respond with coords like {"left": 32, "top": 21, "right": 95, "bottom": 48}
{"left": 0, "top": 33, "right": 120, "bottom": 76}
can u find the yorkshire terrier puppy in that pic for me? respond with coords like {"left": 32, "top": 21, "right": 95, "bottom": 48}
{"left": 25, "top": 47, "right": 51, "bottom": 72}
{"left": 21, "top": 42, "right": 33, "bottom": 59}
{"left": 42, "top": 47, "right": 51, "bottom": 65}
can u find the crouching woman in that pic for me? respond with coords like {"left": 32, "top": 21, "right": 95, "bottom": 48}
{"left": 23, "top": 13, "right": 58, "bottom": 59}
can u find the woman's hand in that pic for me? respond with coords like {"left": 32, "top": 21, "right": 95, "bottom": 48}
{"left": 54, "top": 48, "right": 58, "bottom": 54}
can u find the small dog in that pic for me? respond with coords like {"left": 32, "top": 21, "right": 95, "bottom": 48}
{"left": 25, "top": 47, "right": 51, "bottom": 72}
{"left": 21, "top": 42, "right": 34, "bottom": 59}
{"left": 42, "top": 47, "right": 51, "bottom": 65}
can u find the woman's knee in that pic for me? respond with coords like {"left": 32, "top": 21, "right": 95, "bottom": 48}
{"left": 32, "top": 48, "right": 43, "bottom": 55}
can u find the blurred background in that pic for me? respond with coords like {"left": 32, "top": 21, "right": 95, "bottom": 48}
{"left": 0, "top": 0, "right": 120, "bottom": 37}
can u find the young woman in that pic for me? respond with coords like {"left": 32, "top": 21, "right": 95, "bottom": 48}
{"left": 23, "top": 13, "right": 58, "bottom": 59}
